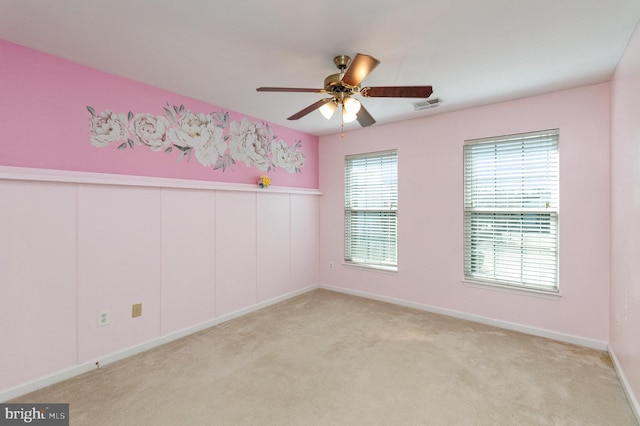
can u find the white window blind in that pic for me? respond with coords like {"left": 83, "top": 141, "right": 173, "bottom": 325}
{"left": 463, "top": 130, "right": 559, "bottom": 291}
{"left": 345, "top": 150, "right": 398, "bottom": 270}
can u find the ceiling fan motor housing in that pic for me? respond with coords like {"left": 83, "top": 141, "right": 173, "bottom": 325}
{"left": 324, "top": 55, "right": 362, "bottom": 100}
{"left": 324, "top": 73, "right": 358, "bottom": 100}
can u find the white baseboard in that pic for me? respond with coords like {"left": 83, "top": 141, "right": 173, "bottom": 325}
{"left": 0, "top": 285, "right": 318, "bottom": 402}
{"left": 609, "top": 348, "right": 640, "bottom": 423}
{"left": 320, "top": 284, "right": 608, "bottom": 351}
{"left": 3, "top": 284, "right": 620, "bottom": 404}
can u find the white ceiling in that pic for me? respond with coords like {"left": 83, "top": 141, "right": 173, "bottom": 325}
{"left": 1, "top": 1, "right": 639, "bottom": 136}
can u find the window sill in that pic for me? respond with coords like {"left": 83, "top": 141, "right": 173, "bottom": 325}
{"left": 343, "top": 262, "right": 398, "bottom": 274}
{"left": 462, "top": 279, "right": 561, "bottom": 300}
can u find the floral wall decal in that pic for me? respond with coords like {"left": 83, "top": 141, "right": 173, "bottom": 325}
{"left": 87, "top": 103, "right": 305, "bottom": 174}
{"left": 0, "top": 41, "right": 318, "bottom": 188}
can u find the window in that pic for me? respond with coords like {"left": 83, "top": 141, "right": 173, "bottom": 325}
{"left": 463, "top": 130, "right": 559, "bottom": 292}
{"left": 344, "top": 150, "right": 398, "bottom": 271}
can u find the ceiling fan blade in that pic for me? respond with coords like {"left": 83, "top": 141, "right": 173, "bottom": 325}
{"left": 287, "top": 98, "right": 333, "bottom": 120}
{"left": 257, "top": 87, "right": 324, "bottom": 93}
{"left": 360, "top": 86, "right": 433, "bottom": 98}
{"left": 356, "top": 104, "right": 376, "bottom": 128}
{"left": 341, "top": 53, "right": 380, "bottom": 87}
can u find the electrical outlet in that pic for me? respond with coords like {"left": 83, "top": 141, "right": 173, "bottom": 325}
{"left": 97, "top": 310, "right": 111, "bottom": 327}
{"left": 329, "top": 262, "right": 334, "bottom": 270}
{"left": 132, "top": 303, "right": 142, "bottom": 318}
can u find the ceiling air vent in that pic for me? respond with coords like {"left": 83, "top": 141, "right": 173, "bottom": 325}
{"left": 413, "top": 97, "right": 441, "bottom": 111}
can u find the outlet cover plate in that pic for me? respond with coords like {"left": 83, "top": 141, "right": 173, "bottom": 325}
{"left": 97, "top": 310, "right": 111, "bottom": 327}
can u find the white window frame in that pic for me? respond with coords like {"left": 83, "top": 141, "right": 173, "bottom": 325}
{"left": 344, "top": 150, "right": 398, "bottom": 271}
{"left": 463, "top": 130, "right": 559, "bottom": 293}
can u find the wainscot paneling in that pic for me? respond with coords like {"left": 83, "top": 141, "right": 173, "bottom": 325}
{"left": 0, "top": 180, "right": 78, "bottom": 391}
{"left": 0, "top": 167, "right": 321, "bottom": 397}
{"left": 214, "top": 191, "right": 258, "bottom": 316}
{"left": 257, "top": 192, "right": 292, "bottom": 302}
{"left": 77, "top": 185, "right": 163, "bottom": 362}
{"left": 161, "top": 188, "right": 217, "bottom": 335}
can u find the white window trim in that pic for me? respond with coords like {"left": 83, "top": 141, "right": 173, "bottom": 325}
{"left": 463, "top": 129, "right": 559, "bottom": 293}
{"left": 342, "top": 261, "right": 399, "bottom": 273}
{"left": 344, "top": 149, "right": 398, "bottom": 271}
{"left": 461, "top": 278, "right": 562, "bottom": 299}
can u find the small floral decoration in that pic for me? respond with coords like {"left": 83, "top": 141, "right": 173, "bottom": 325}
{"left": 258, "top": 175, "right": 271, "bottom": 188}
{"left": 87, "top": 103, "right": 305, "bottom": 174}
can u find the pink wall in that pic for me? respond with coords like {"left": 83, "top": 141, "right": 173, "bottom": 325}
{"left": 0, "top": 39, "right": 321, "bottom": 396}
{"left": 610, "top": 21, "right": 640, "bottom": 412}
{"left": 0, "top": 39, "right": 319, "bottom": 189}
{"left": 319, "top": 83, "right": 611, "bottom": 343}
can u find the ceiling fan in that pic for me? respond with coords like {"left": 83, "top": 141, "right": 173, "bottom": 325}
{"left": 256, "top": 53, "right": 433, "bottom": 130}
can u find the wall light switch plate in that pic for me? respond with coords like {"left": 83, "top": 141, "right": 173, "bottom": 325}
{"left": 132, "top": 303, "right": 142, "bottom": 318}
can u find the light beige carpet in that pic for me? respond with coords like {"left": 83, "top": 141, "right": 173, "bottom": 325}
{"left": 12, "top": 289, "right": 638, "bottom": 425}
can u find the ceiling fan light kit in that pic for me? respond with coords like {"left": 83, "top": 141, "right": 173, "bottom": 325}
{"left": 343, "top": 97, "right": 361, "bottom": 115}
{"left": 319, "top": 99, "right": 337, "bottom": 119}
{"left": 342, "top": 109, "right": 358, "bottom": 124}
{"left": 256, "top": 53, "right": 434, "bottom": 133}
